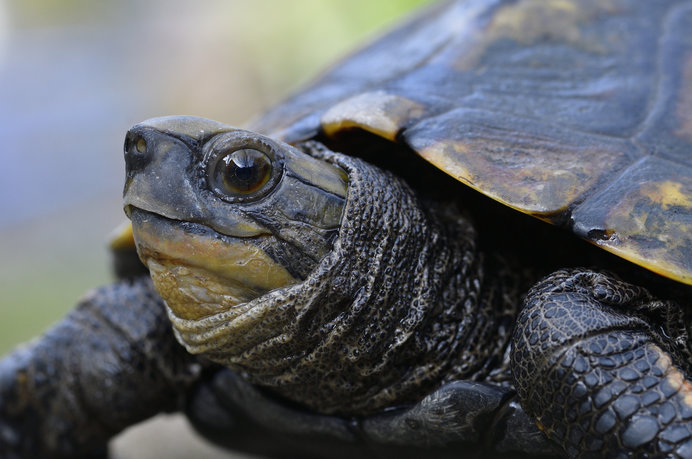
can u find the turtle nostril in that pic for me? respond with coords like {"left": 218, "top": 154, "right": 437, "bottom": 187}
{"left": 124, "top": 133, "right": 151, "bottom": 176}
{"left": 135, "top": 137, "right": 147, "bottom": 154}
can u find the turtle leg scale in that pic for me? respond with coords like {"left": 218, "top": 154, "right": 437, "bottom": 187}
{"left": 512, "top": 269, "right": 692, "bottom": 457}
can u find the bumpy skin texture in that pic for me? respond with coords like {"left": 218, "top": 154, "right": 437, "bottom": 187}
{"left": 170, "top": 145, "right": 520, "bottom": 416}
{"left": 512, "top": 270, "right": 692, "bottom": 457}
{"left": 0, "top": 277, "right": 202, "bottom": 458}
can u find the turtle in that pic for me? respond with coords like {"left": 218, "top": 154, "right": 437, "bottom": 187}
{"left": 2, "top": 0, "right": 692, "bottom": 457}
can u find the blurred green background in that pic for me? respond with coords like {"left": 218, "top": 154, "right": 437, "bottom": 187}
{"left": 0, "top": 0, "right": 429, "bottom": 355}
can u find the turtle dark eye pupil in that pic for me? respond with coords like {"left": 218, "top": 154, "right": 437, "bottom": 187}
{"left": 213, "top": 148, "right": 272, "bottom": 196}
{"left": 236, "top": 165, "right": 252, "bottom": 180}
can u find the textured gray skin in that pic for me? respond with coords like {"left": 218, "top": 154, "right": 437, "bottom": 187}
{"left": 164, "top": 140, "right": 520, "bottom": 416}
{"left": 513, "top": 270, "right": 692, "bottom": 457}
{"left": 0, "top": 278, "right": 202, "bottom": 458}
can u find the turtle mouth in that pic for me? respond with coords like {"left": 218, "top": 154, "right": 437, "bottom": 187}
{"left": 128, "top": 207, "right": 299, "bottom": 320}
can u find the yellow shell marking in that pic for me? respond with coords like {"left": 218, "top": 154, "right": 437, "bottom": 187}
{"left": 416, "top": 128, "right": 628, "bottom": 216}
{"left": 489, "top": 0, "right": 582, "bottom": 45}
{"left": 453, "top": 0, "right": 613, "bottom": 70}
{"left": 322, "top": 91, "right": 425, "bottom": 141}
{"left": 597, "top": 179, "right": 692, "bottom": 285}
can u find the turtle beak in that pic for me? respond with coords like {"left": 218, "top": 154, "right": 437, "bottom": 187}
{"left": 123, "top": 115, "right": 232, "bottom": 198}
{"left": 123, "top": 116, "right": 230, "bottom": 211}
{"left": 122, "top": 122, "right": 205, "bottom": 223}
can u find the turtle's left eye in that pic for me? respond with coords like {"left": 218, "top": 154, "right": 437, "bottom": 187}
{"left": 212, "top": 148, "right": 272, "bottom": 196}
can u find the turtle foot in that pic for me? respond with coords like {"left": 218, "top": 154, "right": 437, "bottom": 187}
{"left": 511, "top": 269, "right": 692, "bottom": 457}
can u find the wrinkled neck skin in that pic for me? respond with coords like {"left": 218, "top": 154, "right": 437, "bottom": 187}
{"left": 168, "top": 143, "right": 519, "bottom": 416}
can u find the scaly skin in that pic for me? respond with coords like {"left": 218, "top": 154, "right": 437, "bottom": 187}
{"left": 123, "top": 119, "right": 524, "bottom": 417}
{"left": 0, "top": 277, "right": 202, "bottom": 458}
{"left": 173, "top": 147, "right": 518, "bottom": 416}
{"left": 512, "top": 270, "right": 692, "bottom": 457}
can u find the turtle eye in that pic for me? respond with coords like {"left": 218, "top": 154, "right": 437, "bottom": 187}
{"left": 211, "top": 148, "right": 272, "bottom": 196}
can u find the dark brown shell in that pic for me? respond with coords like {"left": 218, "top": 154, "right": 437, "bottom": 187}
{"left": 251, "top": 0, "right": 692, "bottom": 285}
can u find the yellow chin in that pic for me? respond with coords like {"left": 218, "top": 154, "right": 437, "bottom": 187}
{"left": 131, "top": 214, "right": 298, "bottom": 320}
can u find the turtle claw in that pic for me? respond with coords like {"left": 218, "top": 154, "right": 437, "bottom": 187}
{"left": 512, "top": 269, "right": 692, "bottom": 456}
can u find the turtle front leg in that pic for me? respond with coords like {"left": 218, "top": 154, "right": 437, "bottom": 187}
{"left": 0, "top": 277, "right": 202, "bottom": 458}
{"left": 511, "top": 269, "right": 692, "bottom": 457}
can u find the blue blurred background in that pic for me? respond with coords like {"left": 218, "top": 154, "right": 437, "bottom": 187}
{"left": 0, "top": 0, "right": 428, "bottom": 355}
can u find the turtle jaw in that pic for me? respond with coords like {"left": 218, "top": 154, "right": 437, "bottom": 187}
{"left": 128, "top": 208, "right": 298, "bottom": 320}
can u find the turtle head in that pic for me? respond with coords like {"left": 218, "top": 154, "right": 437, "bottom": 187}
{"left": 122, "top": 116, "right": 347, "bottom": 320}
{"left": 122, "top": 116, "right": 487, "bottom": 416}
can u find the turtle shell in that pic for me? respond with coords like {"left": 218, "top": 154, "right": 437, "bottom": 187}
{"left": 250, "top": 0, "right": 692, "bottom": 286}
